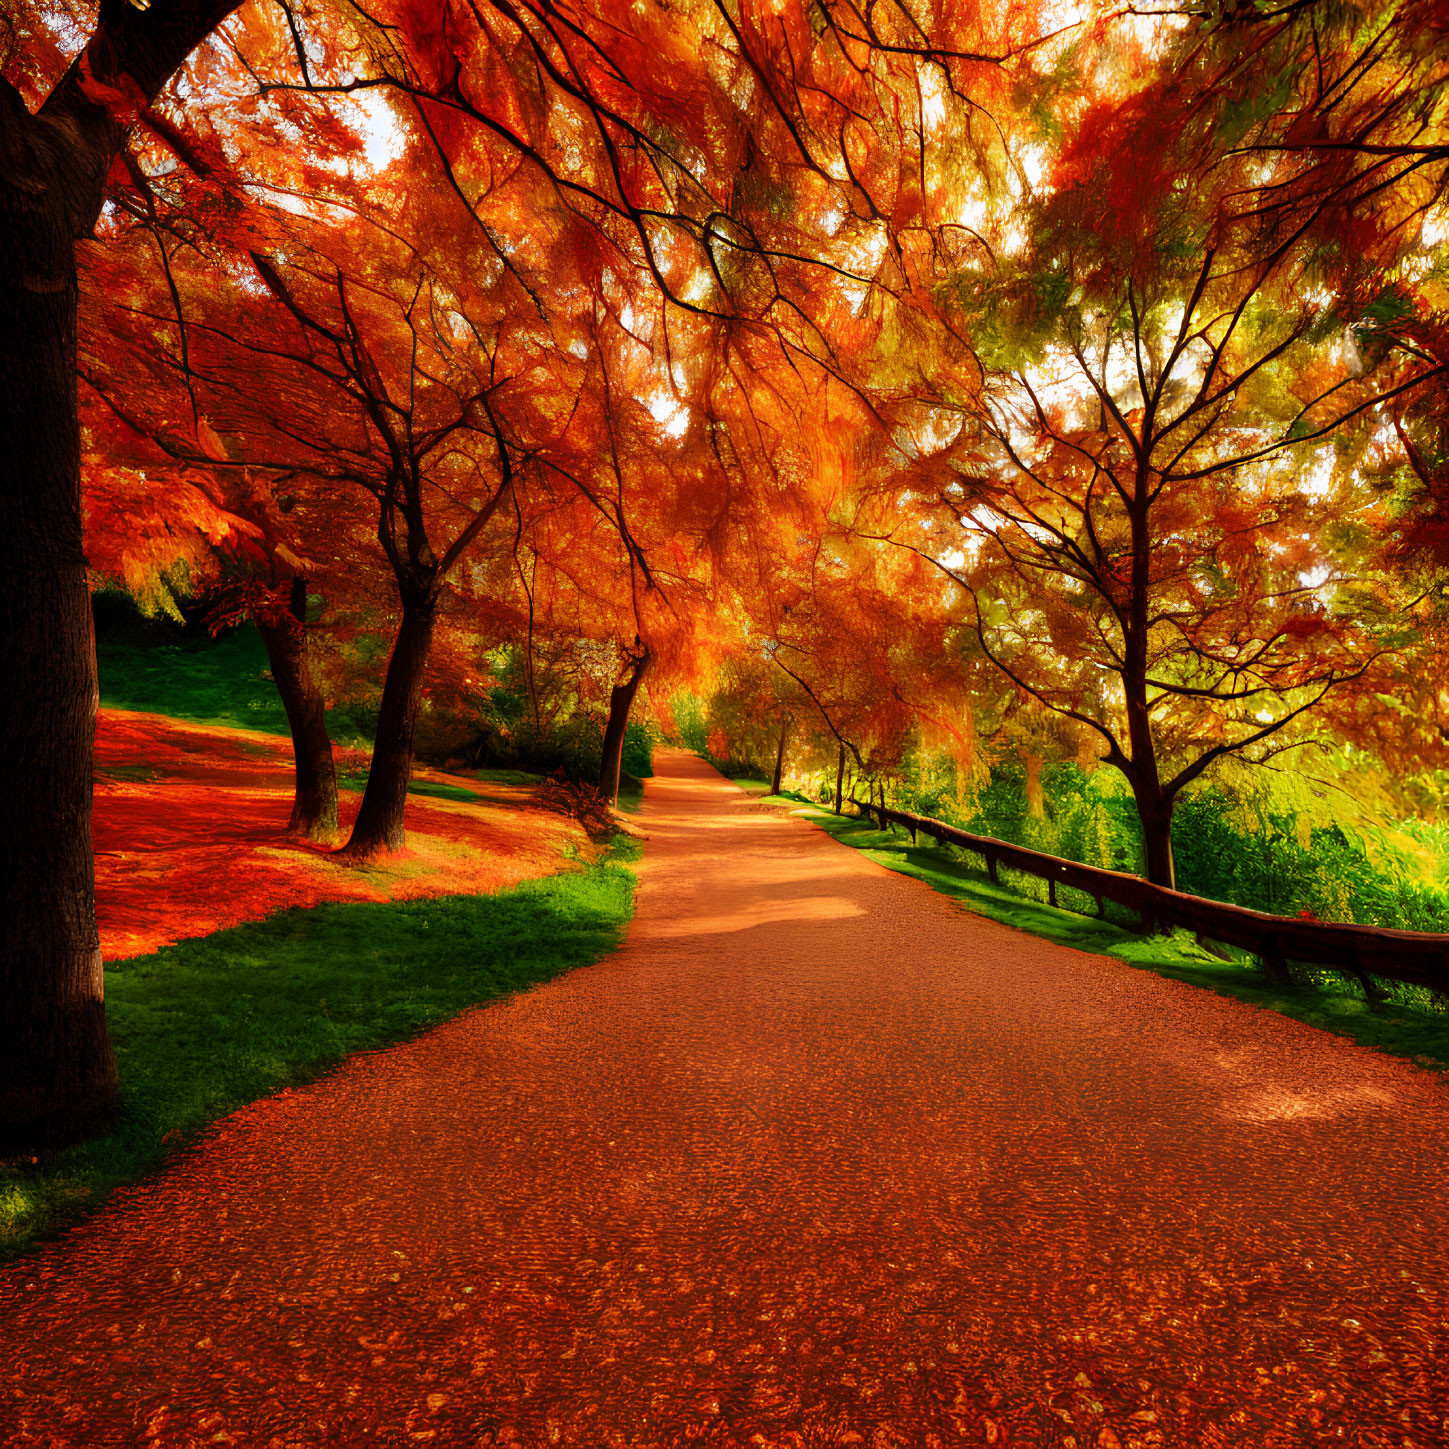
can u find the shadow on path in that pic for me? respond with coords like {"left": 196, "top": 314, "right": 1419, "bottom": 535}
{"left": 3, "top": 750, "right": 1448, "bottom": 1446}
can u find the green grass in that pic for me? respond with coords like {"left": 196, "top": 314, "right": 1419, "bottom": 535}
{"left": 475, "top": 768, "right": 546, "bottom": 788}
{"left": 773, "top": 798, "right": 1449, "bottom": 1077}
{"left": 97, "top": 627, "right": 291, "bottom": 734}
{"left": 96, "top": 624, "right": 377, "bottom": 745}
{"left": 731, "top": 777, "right": 774, "bottom": 796}
{"left": 616, "top": 773, "right": 646, "bottom": 814}
{"left": 336, "top": 770, "right": 485, "bottom": 804}
{"left": 1, "top": 837, "right": 640, "bottom": 1263}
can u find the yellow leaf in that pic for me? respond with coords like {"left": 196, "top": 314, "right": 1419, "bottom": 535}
{"left": 195, "top": 417, "right": 229, "bottom": 462}
{"left": 274, "top": 542, "right": 318, "bottom": 573}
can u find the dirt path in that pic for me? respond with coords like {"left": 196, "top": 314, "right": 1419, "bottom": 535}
{"left": 4, "top": 751, "right": 1448, "bottom": 1447}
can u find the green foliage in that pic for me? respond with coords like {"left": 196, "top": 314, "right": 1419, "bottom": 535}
{"left": 888, "top": 756, "right": 1146, "bottom": 873}
{"left": 1215, "top": 68, "right": 1294, "bottom": 147}
{"left": 1030, "top": 266, "right": 1072, "bottom": 322}
{"left": 621, "top": 720, "right": 654, "bottom": 779}
{"left": 882, "top": 750, "right": 1449, "bottom": 934}
{"left": 790, "top": 803, "right": 1449, "bottom": 1079}
{"left": 1174, "top": 787, "right": 1449, "bottom": 932}
{"left": 1, "top": 838, "right": 639, "bottom": 1262}
{"left": 670, "top": 691, "right": 710, "bottom": 754}
{"left": 1018, "top": 40, "right": 1081, "bottom": 145}
{"left": 469, "top": 647, "right": 654, "bottom": 782}
{"left": 1359, "top": 283, "right": 1418, "bottom": 327}
{"left": 94, "top": 601, "right": 660, "bottom": 783}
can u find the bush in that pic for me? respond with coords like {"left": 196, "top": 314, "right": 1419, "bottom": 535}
{"left": 883, "top": 749, "right": 1449, "bottom": 934}
{"left": 470, "top": 676, "right": 654, "bottom": 784}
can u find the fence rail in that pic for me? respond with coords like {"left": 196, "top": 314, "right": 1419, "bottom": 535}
{"left": 846, "top": 797, "right": 1449, "bottom": 995}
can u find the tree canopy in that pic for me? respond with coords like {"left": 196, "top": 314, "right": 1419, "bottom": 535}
{"left": 4, "top": 0, "right": 1447, "bottom": 1143}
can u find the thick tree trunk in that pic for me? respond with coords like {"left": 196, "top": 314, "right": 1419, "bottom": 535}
{"left": 0, "top": 2, "right": 244, "bottom": 1148}
{"left": 254, "top": 577, "right": 337, "bottom": 841}
{"left": 1, "top": 82, "right": 124, "bottom": 1147}
{"left": 1136, "top": 789, "right": 1178, "bottom": 892}
{"left": 599, "top": 646, "right": 651, "bottom": 806}
{"left": 834, "top": 743, "right": 845, "bottom": 814}
{"left": 770, "top": 715, "right": 789, "bottom": 795}
{"left": 340, "top": 595, "right": 437, "bottom": 859}
{"left": 0, "top": 187, "right": 119, "bottom": 1148}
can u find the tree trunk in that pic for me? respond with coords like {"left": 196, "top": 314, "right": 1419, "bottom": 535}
{"left": 1024, "top": 753, "right": 1044, "bottom": 818}
{"left": 254, "top": 577, "right": 337, "bottom": 841}
{"left": 834, "top": 743, "right": 845, "bottom": 813}
{"left": 1136, "top": 789, "right": 1178, "bottom": 892}
{"left": 599, "top": 645, "right": 651, "bottom": 806}
{"left": 0, "top": 190, "right": 119, "bottom": 1147}
{"left": 0, "top": 2, "right": 243, "bottom": 1148}
{"left": 339, "top": 595, "right": 437, "bottom": 859}
{"left": 770, "top": 715, "right": 789, "bottom": 795}
{"left": 2, "top": 89, "right": 120, "bottom": 1146}
{"left": 1122, "top": 458, "right": 1174, "bottom": 891}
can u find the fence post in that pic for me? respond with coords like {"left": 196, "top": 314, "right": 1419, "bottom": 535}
{"left": 986, "top": 852, "right": 999, "bottom": 884}
{"left": 1351, "top": 959, "right": 1387, "bottom": 1004}
{"left": 1259, "top": 949, "right": 1292, "bottom": 984}
{"left": 1048, "top": 877, "right": 1057, "bottom": 909}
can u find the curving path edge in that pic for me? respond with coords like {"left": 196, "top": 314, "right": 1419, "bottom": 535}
{"left": 3, "top": 750, "right": 1448, "bottom": 1447}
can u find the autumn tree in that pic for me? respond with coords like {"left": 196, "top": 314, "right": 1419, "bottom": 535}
{"left": 512, "top": 298, "right": 738, "bottom": 802}
{"left": 4, "top": 0, "right": 1063, "bottom": 1141}
{"left": 78, "top": 323, "right": 349, "bottom": 843}
{"left": 1194, "top": 0, "right": 1449, "bottom": 573}
{"left": 204, "top": 573, "right": 344, "bottom": 840}
{"left": 714, "top": 439, "right": 960, "bottom": 809}
{"left": 874, "top": 10, "right": 1449, "bottom": 888}
{"left": 2, "top": 0, "right": 254, "bottom": 1146}
{"left": 131, "top": 193, "right": 574, "bottom": 854}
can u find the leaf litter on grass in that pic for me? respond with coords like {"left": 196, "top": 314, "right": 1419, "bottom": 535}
{"left": 3, "top": 714, "right": 641, "bottom": 1260}
{"left": 94, "top": 708, "right": 588, "bottom": 959}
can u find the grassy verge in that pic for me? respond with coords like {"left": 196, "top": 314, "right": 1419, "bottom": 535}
{"left": 762, "top": 792, "right": 1449, "bottom": 1077}
{"left": 616, "top": 773, "right": 646, "bottom": 814}
{"left": 1, "top": 837, "right": 640, "bottom": 1263}
{"left": 95, "top": 619, "right": 367, "bottom": 747}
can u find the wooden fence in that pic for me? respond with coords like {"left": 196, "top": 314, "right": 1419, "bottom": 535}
{"left": 846, "top": 797, "right": 1449, "bottom": 996}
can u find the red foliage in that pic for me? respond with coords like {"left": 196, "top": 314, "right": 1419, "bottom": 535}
{"left": 93, "top": 710, "right": 585, "bottom": 960}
